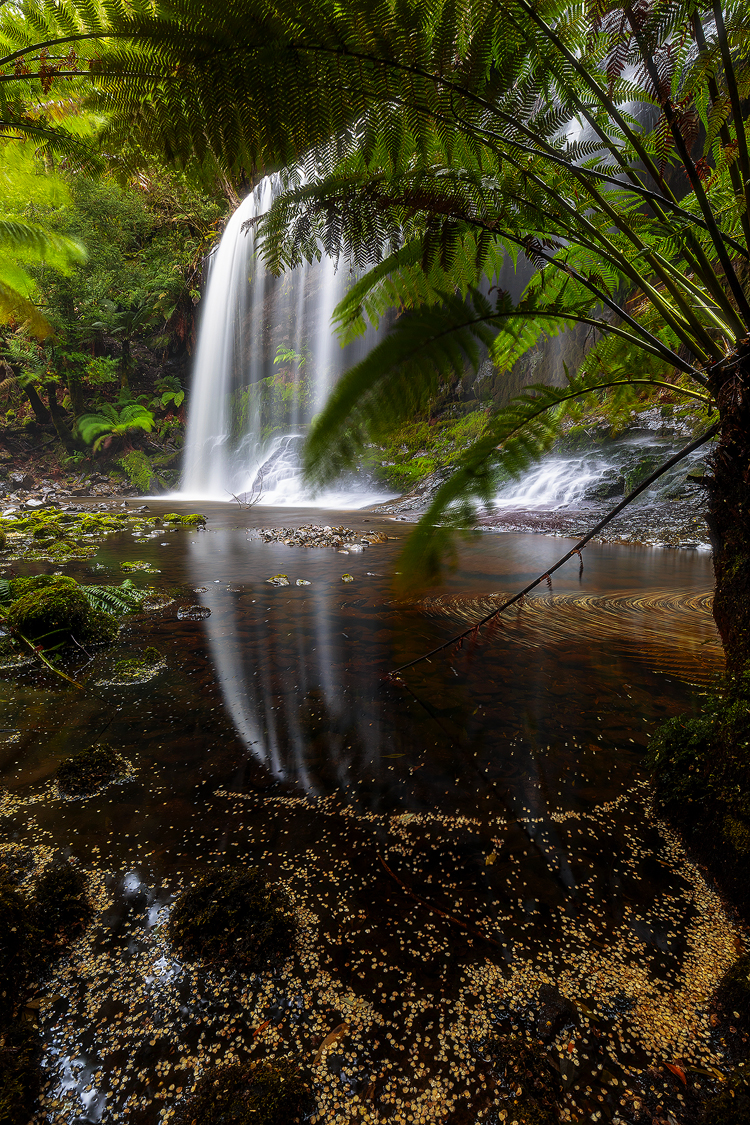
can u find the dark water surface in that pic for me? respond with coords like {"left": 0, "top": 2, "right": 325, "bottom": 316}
{"left": 0, "top": 503, "right": 736, "bottom": 1125}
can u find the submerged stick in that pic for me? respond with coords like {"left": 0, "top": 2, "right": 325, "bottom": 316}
{"left": 389, "top": 422, "right": 720, "bottom": 678}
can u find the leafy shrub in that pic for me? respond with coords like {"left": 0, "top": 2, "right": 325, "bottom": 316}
{"left": 77, "top": 403, "right": 155, "bottom": 453}
{"left": 55, "top": 743, "right": 129, "bottom": 797}
{"left": 167, "top": 867, "right": 296, "bottom": 970}
{"left": 172, "top": 1059, "right": 313, "bottom": 1125}
{"left": 117, "top": 450, "right": 155, "bottom": 492}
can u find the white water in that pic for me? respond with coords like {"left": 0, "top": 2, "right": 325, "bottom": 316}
{"left": 179, "top": 178, "right": 395, "bottom": 508}
{"left": 493, "top": 457, "right": 613, "bottom": 509}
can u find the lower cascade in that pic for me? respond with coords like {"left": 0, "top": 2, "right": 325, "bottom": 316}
{"left": 179, "top": 178, "right": 391, "bottom": 507}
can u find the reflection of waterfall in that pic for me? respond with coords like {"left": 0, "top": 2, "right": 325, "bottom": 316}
{"left": 180, "top": 177, "right": 394, "bottom": 507}
{"left": 188, "top": 534, "right": 382, "bottom": 789}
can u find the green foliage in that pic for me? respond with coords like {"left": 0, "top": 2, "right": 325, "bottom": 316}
{"left": 172, "top": 1059, "right": 314, "bottom": 1125}
{"left": 368, "top": 411, "right": 490, "bottom": 490}
{"left": 55, "top": 743, "right": 130, "bottom": 797}
{"left": 77, "top": 402, "right": 155, "bottom": 452}
{"left": 167, "top": 867, "right": 296, "bottom": 971}
{"left": 79, "top": 579, "right": 145, "bottom": 617}
{"left": 117, "top": 449, "right": 154, "bottom": 492}
{"left": 33, "top": 863, "right": 92, "bottom": 947}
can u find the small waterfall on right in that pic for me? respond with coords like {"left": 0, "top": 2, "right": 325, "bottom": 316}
{"left": 180, "top": 177, "right": 393, "bottom": 506}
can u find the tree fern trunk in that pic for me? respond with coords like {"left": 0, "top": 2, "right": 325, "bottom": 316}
{"left": 705, "top": 342, "right": 750, "bottom": 676}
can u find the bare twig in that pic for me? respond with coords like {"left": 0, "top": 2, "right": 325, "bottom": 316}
{"left": 389, "top": 423, "right": 720, "bottom": 678}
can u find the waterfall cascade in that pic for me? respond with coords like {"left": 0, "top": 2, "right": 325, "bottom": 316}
{"left": 180, "top": 178, "right": 392, "bottom": 506}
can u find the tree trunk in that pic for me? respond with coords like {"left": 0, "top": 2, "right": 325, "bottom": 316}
{"left": 705, "top": 341, "right": 750, "bottom": 676}
{"left": 45, "top": 382, "right": 79, "bottom": 455}
{"left": 21, "top": 380, "right": 51, "bottom": 425}
{"left": 65, "top": 368, "right": 85, "bottom": 417}
{"left": 120, "top": 338, "right": 130, "bottom": 391}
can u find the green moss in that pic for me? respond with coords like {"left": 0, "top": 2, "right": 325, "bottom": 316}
{"left": 7, "top": 574, "right": 76, "bottom": 601}
{"left": 172, "top": 1059, "right": 313, "bottom": 1125}
{"left": 0, "top": 1018, "right": 40, "bottom": 1124}
{"left": 161, "top": 512, "right": 206, "bottom": 527}
{"left": 120, "top": 560, "right": 160, "bottom": 573}
{"left": 113, "top": 647, "right": 162, "bottom": 678}
{"left": 0, "top": 528, "right": 6, "bottom": 551}
{"left": 33, "top": 863, "right": 92, "bottom": 947}
{"left": 365, "top": 411, "right": 490, "bottom": 490}
{"left": 167, "top": 867, "right": 296, "bottom": 970}
{"left": 5, "top": 583, "right": 117, "bottom": 649}
{"left": 118, "top": 450, "right": 155, "bottom": 493}
{"left": 55, "top": 743, "right": 129, "bottom": 797}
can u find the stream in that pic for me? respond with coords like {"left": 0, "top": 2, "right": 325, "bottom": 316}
{"left": 0, "top": 500, "right": 736, "bottom": 1124}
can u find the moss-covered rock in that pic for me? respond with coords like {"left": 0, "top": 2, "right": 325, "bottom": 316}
{"left": 161, "top": 512, "right": 206, "bottom": 527}
{"left": 33, "top": 863, "right": 92, "bottom": 947}
{"left": 649, "top": 672, "right": 750, "bottom": 912}
{"left": 167, "top": 867, "right": 296, "bottom": 970}
{"left": 0, "top": 1019, "right": 40, "bottom": 1124}
{"left": 55, "top": 743, "right": 130, "bottom": 797}
{"left": 5, "top": 583, "right": 116, "bottom": 650}
{"left": 6, "top": 574, "right": 76, "bottom": 601}
{"left": 172, "top": 1059, "right": 313, "bottom": 1125}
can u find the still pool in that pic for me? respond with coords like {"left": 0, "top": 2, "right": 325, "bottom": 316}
{"left": 0, "top": 501, "right": 734, "bottom": 1124}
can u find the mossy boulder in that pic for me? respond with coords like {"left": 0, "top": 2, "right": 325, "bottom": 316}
{"left": 0, "top": 1019, "right": 40, "bottom": 1125}
{"left": 167, "top": 867, "right": 296, "bottom": 970}
{"left": 33, "top": 863, "right": 92, "bottom": 947}
{"left": 5, "top": 583, "right": 117, "bottom": 650}
{"left": 172, "top": 1059, "right": 313, "bottom": 1125}
{"left": 6, "top": 574, "right": 76, "bottom": 601}
{"left": 649, "top": 672, "right": 750, "bottom": 912}
{"left": 55, "top": 743, "right": 130, "bottom": 797}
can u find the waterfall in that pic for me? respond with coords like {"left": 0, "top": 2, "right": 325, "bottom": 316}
{"left": 180, "top": 177, "right": 393, "bottom": 507}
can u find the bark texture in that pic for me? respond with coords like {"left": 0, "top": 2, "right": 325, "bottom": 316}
{"left": 705, "top": 341, "right": 750, "bottom": 676}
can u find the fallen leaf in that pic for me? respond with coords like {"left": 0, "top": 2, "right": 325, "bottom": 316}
{"left": 252, "top": 1020, "right": 271, "bottom": 1038}
{"left": 312, "top": 1022, "right": 350, "bottom": 1066}
{"left": 664, "top": 1063, "right": 686, "bottom": 1085}
{"left": 485, "top": 852, "right": 497, "bottom": 866}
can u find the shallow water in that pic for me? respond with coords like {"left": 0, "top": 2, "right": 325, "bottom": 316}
{"left": 0, "top": 502, "right": 734, "bottom": 1124}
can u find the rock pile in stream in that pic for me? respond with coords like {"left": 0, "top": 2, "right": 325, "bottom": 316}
{"left": 256, "top": 524, "right": 388, "bottom": 549}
